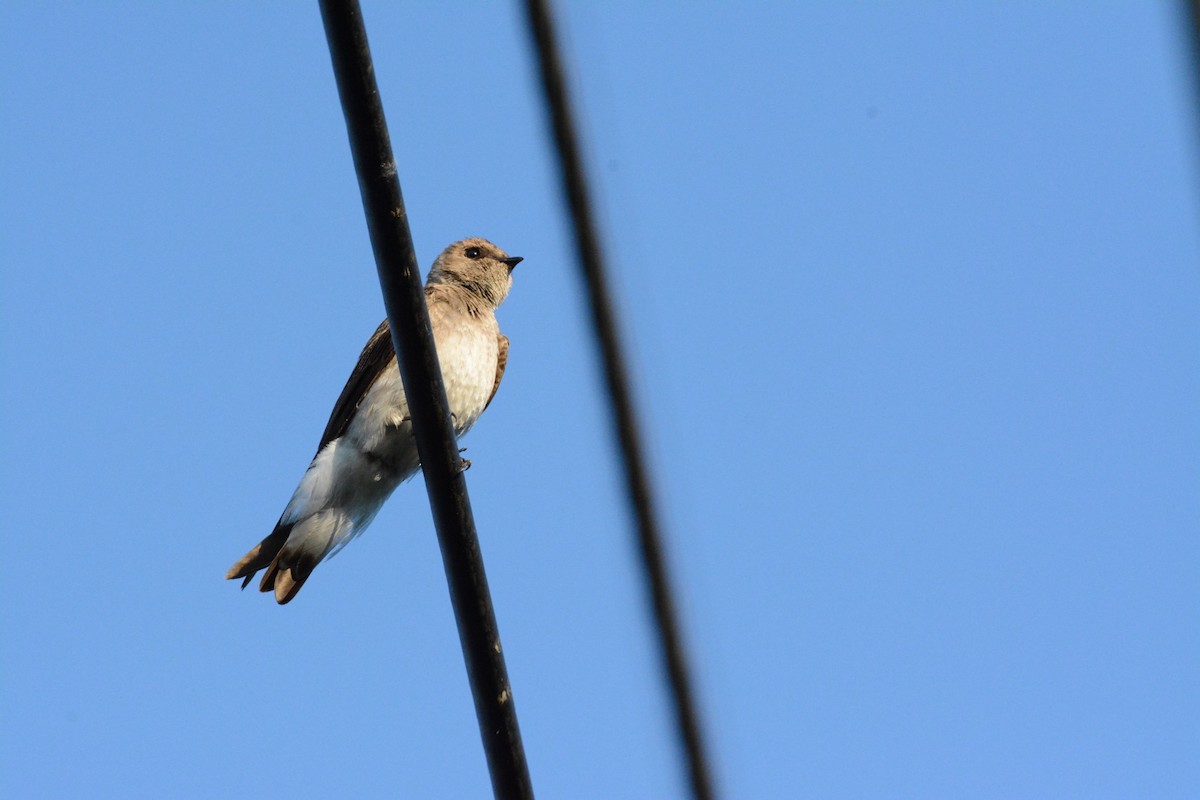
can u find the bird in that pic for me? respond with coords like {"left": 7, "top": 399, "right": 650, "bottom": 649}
{"left": 226, "top": 237, "right": 522, "bottom": 604}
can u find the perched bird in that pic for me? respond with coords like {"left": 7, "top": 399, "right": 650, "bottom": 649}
{"left": 226, "top": 237, "right": 522, "bottom": 603}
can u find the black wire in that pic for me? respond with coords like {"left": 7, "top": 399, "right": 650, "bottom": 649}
{"left": 318, "top": 2, "right": 533, "bottom": 797}
{"left": 1184, "top": 1, "right": 1200, "bottom": 119}
{"left": 520, "top": 2, "right": 716, "bottom": 798}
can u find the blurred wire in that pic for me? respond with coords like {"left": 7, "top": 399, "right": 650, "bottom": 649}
{"left": 318, "top": 2, "right": 533, "bottom": 797}
{"left": 1185, "top": 2, "right": 1200, "bottom": 118}
{"left": 521, "top": 2, "right": 717, "bottom": 798}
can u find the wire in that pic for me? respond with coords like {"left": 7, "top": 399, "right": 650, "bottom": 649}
{"left": 318, "top": 2, "right": 534, "bottom": 797}
{"left": 520, "top": 2, "right": 717, "bottom": 798}
{"left": 1184, "top": 2, "right": 1200, "bottom": 121}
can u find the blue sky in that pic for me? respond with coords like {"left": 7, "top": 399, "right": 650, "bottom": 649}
{"left": 2, "top": 2, "right": 1198, "bottom": 798}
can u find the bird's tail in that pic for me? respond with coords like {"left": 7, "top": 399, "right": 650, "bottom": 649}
{"left": 225, "top": 522, "right": 292, "bottom": 590}
{"left": 257, "top": 545, "right": 321, "bottom": 605}
{"left": 225, "top": 511, "right": 355, "bottom": 604}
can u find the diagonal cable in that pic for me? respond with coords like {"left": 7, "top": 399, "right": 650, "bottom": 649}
{"left": 1184, "top": 2, "right": 1200, "bottom": 121}
{"left": 520, "top": 2, "right": 716, "bottom": 798}
{"left": 318, "top": 2, "right": 533, "bottom": 797}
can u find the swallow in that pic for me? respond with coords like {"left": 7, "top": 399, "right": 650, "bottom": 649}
{"left": 226, "top": 237, "right": 522, "bottom": 603}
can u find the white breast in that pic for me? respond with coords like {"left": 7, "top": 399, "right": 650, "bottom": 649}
{"left": 347, "top": 306, "right": 498, "bottom": 457}
{"left": 435, "top": 311, "right": 499, "bottom": 437}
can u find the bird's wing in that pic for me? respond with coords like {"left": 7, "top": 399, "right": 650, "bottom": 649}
{"left": 485, "top": 333, "right": 509, "bottom": 411}
{"left": 316, "top": 319, "right": 396, "bottom": 453}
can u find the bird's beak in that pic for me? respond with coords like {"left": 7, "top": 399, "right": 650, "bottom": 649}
{"left": 501, "top": 256, "right": 523, "bottom": 272}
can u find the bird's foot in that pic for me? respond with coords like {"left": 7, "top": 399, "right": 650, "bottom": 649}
{"left": 457, "top": 457, "right": 472, "bottom": 472}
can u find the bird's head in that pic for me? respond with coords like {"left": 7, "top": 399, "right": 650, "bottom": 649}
{"left": 427, "top": 237, "right": 522, "bottom": 309}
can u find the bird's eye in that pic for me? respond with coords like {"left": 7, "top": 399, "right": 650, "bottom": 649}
{"left": 464, "top": 246, "right": 482, "bottom": 259}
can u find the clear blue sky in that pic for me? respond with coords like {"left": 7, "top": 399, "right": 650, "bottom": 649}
{"left": 3, "top": 2, "right": 1197, "bottom": 798}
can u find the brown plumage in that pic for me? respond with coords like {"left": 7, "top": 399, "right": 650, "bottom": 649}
{"left": 225, "top": 238, "right": 521, "bottom": 603}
